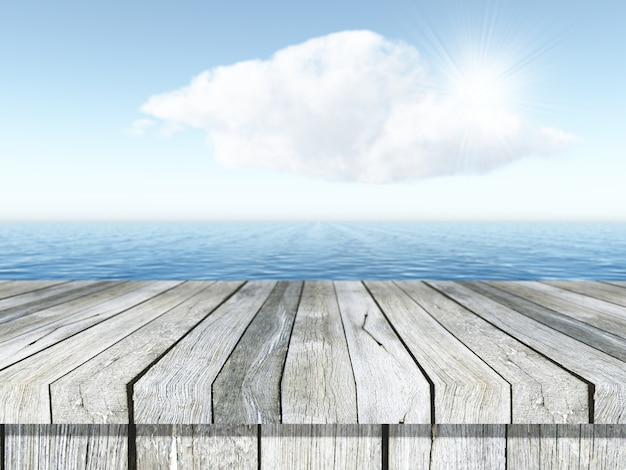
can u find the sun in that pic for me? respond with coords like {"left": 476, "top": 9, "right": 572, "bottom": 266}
{"left": 400, "top": 0, "right": 567, "bottom": 173}
{"left": 453, "top": 67, "right": 507, "bottom": 111}
{"left": 426, "top": 41, "right": 536, "bottom": 166}
{"left": 445, "top": 60, "right": 516, "bottom": 120}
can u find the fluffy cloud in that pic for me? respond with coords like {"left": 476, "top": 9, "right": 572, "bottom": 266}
{"left": 140, "top": 30, "right": 577, "bottom": 183}
{"left": 126, "top": 118, "right": 156, "bottom": 137}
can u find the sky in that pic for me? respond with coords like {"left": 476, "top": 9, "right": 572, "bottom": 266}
{"left": 1, "top": 0, "right": 625, "bottom": 221}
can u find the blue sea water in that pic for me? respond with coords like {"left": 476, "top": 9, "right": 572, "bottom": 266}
{"left": 0, "top": 222, "right": 625, "bottom": 280}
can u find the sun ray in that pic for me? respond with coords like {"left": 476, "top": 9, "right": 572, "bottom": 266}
{"left": 398, "top": 0, "right": 572, "bottom": 173}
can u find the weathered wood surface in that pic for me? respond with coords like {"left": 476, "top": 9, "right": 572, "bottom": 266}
{"left": 0, "top": 281, "right": 71, "bottom": 307}
{"left": 4, "top": 424, "right": 128, "bottom": 470}
{"left": 430, "top": 282, "right": 626, "bottom": 423}
{"left": 429, "top": 424, "right": 507, "bottom": 470}
{"left": 281, "top": 281, "right": 357, "bottom": 424}
{"left": 213, "top": 281, "right": 303, "bottom": 424}
{"left": 389, "top": 424, "right": 509, "bottom": 470}
{"left": 507, "top": 424, "right": 626, "bottom": 469}
{"left": 396, "top": 281, "right": 589, "bottom": 423}
{"left": 51, "top": 281, "right": 244, "bottom": 424}
{"left": 0, "top": 281, "right": 166, "bottom": 369}
{"left": 133, "top": 281, "right": 277, "bottom": 424}
{"left": 365, "top": 281, "right": 510, "bottom": 423}
{"left": 0, "top": 281, "right": 183, "bottom": 423}
{"left": 335, "top": 281, "right": 431, "bottom": 423}
{"left": 467, "top": 281, "right": 626, "bottom": 362}
{"left": 488, "top": 281, "right": 626, "bottom": 339}
{"left": 545, "top": 281, "right": 626, "bottom": 308}
{"left": 0, "top": 281, "right": 119, "bottom": 327}
{"left": 388, "top": 424, "right": 431, "bottom": 469}
{"left": 0, "top": 280, "right": 65, "bottom": 301}
{"left": 6, "top": 424, "right": 624, "bottom": 469}
{"left": 135, "top": 425, "right": 257, "bottom": 470}
{"left": 261, "top": 424, "right": 381, "bottom": 470}
{"left": 0, "top": 280, "right": 625, "bottom": 426}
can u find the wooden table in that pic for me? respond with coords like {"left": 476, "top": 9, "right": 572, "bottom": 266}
{"left": 1, "top": 280, "right": 625, "bottom": 468}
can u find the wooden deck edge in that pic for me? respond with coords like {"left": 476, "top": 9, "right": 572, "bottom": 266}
{"left": 3, "top": 424, "right": 626, "bottom": 469}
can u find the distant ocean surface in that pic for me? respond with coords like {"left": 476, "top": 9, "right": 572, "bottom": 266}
{"left": 0, "top": 222, "right": 625, "bottom": 280}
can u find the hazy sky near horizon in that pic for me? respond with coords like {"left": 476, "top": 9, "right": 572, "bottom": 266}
{"left": 1, "top": 0, "right": 625, "bottom": 221}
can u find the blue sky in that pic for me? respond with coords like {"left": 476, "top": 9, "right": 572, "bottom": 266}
{"left": 1, "top": 0, "right": 625, "bottom": 220}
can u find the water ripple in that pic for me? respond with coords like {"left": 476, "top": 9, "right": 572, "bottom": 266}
{"left": 0, "top": 222, "right": 625, "bottom": 280}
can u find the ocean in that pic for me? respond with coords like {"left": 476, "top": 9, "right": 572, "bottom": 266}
{"left": 0, "top": 221, "right": 625, "bottom": 280}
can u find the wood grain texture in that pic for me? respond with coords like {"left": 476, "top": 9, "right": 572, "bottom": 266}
{"left": 2, "top": 280, "right": 626, "bottom": 433}
{"left": 136, "top": 425, "right": 257, "bottom": 470}
{"left": 0, "top": 281, "right": 183, "bottom": 423}
{"left": 507, "top": 424, "right": 626, "bottom": 469}
{"left": 388, "top": 425, "right": 432, "bottom": 470}
{"left": 588, "top": 424, "right": 626, "bottom": 469}
{"left": 399, "top": 281, "right": 588, "bottom": 423}
{"left": 133, "top": 281, "right": 276, "bottom": 424}
{"left": 489, "top": 281, "right": 626, "bottom": 338}
{"left": 0, "top": 281, "right": 163, "bottom": 369}
{"left": 432, "top": 281, "right": 626, "bottom": 423}
{"left": 389, "top": 425, "right": 507, "bottom": 470}
{"left": 213, "top": 281, "right": 303, "bottom": 424}
{"left": 467, "top": 281, "right": 626, "bottom": 362}
{"left": 281, "top": 281, "right": 357, "bottom": 424}
{"left": 545, "top": 281, "right": 626, "bottom": 308}
{"left": 260, "top": 424, "right": 380, "bottom": 470}
{"left": 365, "top": 281, "right": 510, "bottom": 424}
{"left": 0, "top": 281, "right": 80, "bottom": 313}
{"left": 0, "top": 281, "right": 118, "bottom": 326}
{"left": 430, "top": 424, "right": 506, "bottom": 470}
{"left": 50, "top": 281, "right": 244, "bottom": 424}
{"left": 0, "top": 281, "right": 66, "bottom": 301}
{"left": 335, "top": 281, "right": 431, "bottom": 424}
{"left": 4, "top": 424, "right": 127, "bottom": 470}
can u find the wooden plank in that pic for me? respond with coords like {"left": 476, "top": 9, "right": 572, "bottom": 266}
{"left": 553, "top": 425, "right": 586, "bottom": 469}
{"left": 506, "top": 424, "right": 626, "bottom": 469}
{"left": 430, "top": 425, "right": 506, "bottom": 470}
{"left": 0, "top": 281, "right": 187, "bottom": 423}
{"left": 431, "top": 281, "right": 626, "bottom": 423}
{"left": 0, "top": 281, "right": 126, "bottom": 340}
{"left": 489, "top": 281, "right": 626, "bottom": 337}
{"left": 0, "top": 281, "right": 168, "bottom": 369}
{"left": 578, "top": 424, "right": 594, "bottom": 469}
{"left": 281, "top": 281, "right": 357, "bottom": 424}
{"left": 506, "top": 424, "right": 542, "bottom": 470}
{"left": 334, "top": 281, "right": 431, "bottom": 423}
{"left": 603, "top": 281, "right": 626, "bottom": 288}
{"left": 467, "top": 281, "right": 626, "bottom": 362}
{"left": 545, "top": 281, "right": 626, "bottom": 308}
{"left": 212, "top": 281, "right": 303, "bottom": 424}
{"left": 390, "top": 425, "right": 507, "bottom": 469}
{"left": 398, "top": 281, "right": 589, "bottom": 423}
{"left": 50, "top": 281, "right": 243, "bottom": 424}
{"left": 135, "top": 425, "right": 257, "bottom": 470}
{"left": 0, "top": 281, "right": 116, "bottom": 324}
{"left": 589, "top": 424, "right": 626, "bottom": 468}
{"left": 0, "top": 281, "right": 66, "bottom": 301}
{"left": 260, "top": 424, "right": 380, "bottom": 470}
{"left": 133, "top": 281, "right": 276, "bottom": 424}
{"left": 364, "top": 281, "right": 510, "bottom": 423}
{"left": 4, "top": 424, "right": 127, "bottom": 470}
{"left": 388, "top": 425, "right": 431, "bottom": 469}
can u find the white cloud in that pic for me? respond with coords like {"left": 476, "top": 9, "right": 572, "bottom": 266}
{"left": 157, "top": 121, "right": 184, "bottom": 138}
{"left": 126, "top": 118, "right": 156, "bottom": 137}
{"left": 139, "top": 30, "right": 578, "bottom": 183}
